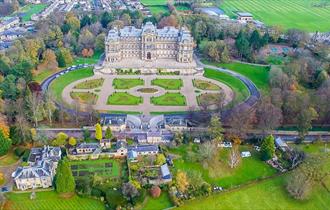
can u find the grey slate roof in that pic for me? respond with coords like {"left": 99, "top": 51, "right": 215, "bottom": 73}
{"left": 128, "top": 144, "right": 159, "bottom": 153}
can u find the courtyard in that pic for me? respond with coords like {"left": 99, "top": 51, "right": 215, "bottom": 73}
{"left": 61, "top": 73, "right": 234, "bottom": 114}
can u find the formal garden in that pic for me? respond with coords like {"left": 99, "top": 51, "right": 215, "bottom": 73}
{"left": 197, "top": 93, "right": 222, "bottom": 106}
{"left": 107, "top": 92, "right": 143, "bottom": 105}
{"left": 70, "top": 92, "right": 98, "bottom": 104}
{"left": 74, "top": 78, "right": 104, "bottom": 89}
{"left": 151, "top": 92, "right": 186, "bottom": 106}
{"left": 113, "top": 78, "right": 144, "bottom": 89}
{"left": 193, "top": 79, "right": 221, "bottom": 90}
{"left": 151, "top": 78, "right": 183, "bottom": 90}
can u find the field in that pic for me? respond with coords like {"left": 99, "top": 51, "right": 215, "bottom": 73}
{"left": 220, "top": 0, "right": 330, "bottom": 32}
{"left": 70, "top": 92, "right": 98, "bottom": 104}
{"left": 151, "top": 79, "right": 183, "bottom": 90}
{"left": 74, "top": 78, "right": 104, "bottom": 89}
{"left": 113, "top": 78, "right": 144, "bottom": 89}
{"left": 169, "top": 144, "right": 276, "bottom": 188}
{"left": 193, "top": 79, "right": 221, "bottom": 90}
{"left": 205, "top": 61, "right": 270, "bottom": 93}
{"left": 141, "top": 0, "right": 167, "bottom": 5}
{"left": 151, "top": 92, "right": 186, "bottom": 106}
{"left": 204, "top": 68, "right": 249, "bottom": 105}
{"left": 4, "top": 191, "right": 105, "bottom": 210}
{"left": 107, "top": 92, "right": 143, "bottom": 105}
{"left": 148, "top": 5, "right": 169, "bottom": 14}
{"left": 177, "top": 175, "right": 330, "bottom": 210}
{"left": 73, "top": 52, "right": 102, "bottom": 66}
{"left": 49, "top": 68, "right": 94, "bottom": 102}
{"left": 70, "top": 159, "right": 121, "bottom": 178}
{"left": 0, "top": 150, "right": 19, "bottom": 166}
{"left": 20, "top": 4, "right": 47, "bottom": 22}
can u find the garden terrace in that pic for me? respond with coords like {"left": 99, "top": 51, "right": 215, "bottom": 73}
{"left": 70, "top": 92, "right": 98, "bottom": 104}
{"left": 107, "top": 92, "right": 143, "bottom": 105}
{"left": 74, "top": 78, "right": 104, "bottom": 89}
{"left": 197, "top": 93, "right": 222, "bottom": 106}
{"left": 70, "top": 159, "right": 122, "bottom": 178}
{"left": 151, "top": 92, "right": 186, "bottom": 106}
{"left": 112, "top": 78, "right": 144, "bottom": 89}
{"left": 151, "top": 79, "right": 183, "bottom": 90}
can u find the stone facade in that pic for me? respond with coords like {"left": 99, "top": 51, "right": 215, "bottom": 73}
{"left": 100, "top": 22, "right": 197, "bottom": 74}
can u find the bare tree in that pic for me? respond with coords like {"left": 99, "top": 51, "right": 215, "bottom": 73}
{"left": 43, "top": 91, "right": 55, "bottom": 126}
{"left": 227, "top": 105, "right": 255, "bottom": 139}
{"left": 71, "top": 99, "right": 80, "bottom": 126}
{"left": 27, "top": 92, "right": 43, "bottom": 127}
{"left": 228, "top": 145, "right": 241, "bottom": 169}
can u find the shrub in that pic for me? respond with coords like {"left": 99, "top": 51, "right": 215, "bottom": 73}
{"left": 68, "top": 137, "right": 77, "bottom": 146}
{"left": 150, "top": 185, "right": 161, "bottom": 198}
{"left": 53, "top": 132, "right": 68, "bottom": 146}
{"left": 14, "top": 147, "right": 25, "bottom": 157}
{"left": 0, "top": 131, "right": 11, "bottom": 156}
{"left": 22, "top": 149, "right": 30, "bottom": 162}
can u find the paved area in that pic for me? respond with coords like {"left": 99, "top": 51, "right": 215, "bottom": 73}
{"left": 62, "top": 74, "right": 234, "bottom": 114}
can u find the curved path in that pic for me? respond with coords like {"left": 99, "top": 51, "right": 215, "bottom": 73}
{"left": 41, "top": 55, "right": 261, "bottom": 118}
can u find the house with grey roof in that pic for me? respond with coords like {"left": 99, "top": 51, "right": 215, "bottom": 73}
{"left": 12, "top": 146, "right": 61, "bottom": 191}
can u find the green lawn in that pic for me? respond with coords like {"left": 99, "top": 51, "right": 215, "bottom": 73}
{"left": 193, "top": 79, "right": 221, "bottom": 90}
{"left": 70, "top": 92, "right": 98, "bottom": 104}
{"left": 141, "top": 0, "right": 167, "bottom": 5}
{"left": 5, "top": 191, "right": 105, "bottom": 210}
{"left": 177, "top": 175, "right": 330, "bottom": 210}
{"left": 151, "top": 92, "right": 186, "bottom": 106}
{"left": 73, "top": 52, "right": 102, "bottom": 65}
{"left": 204, "top": 68, "right": 249, "bottom": 105}
{"left": 49, "top": 67, "right": 94, "bottom": 102}
{"left": 143, "top": 193, "right": 173, "bottom": 210}
{"left": 107, "top": 92, "right": 143, "bottom": 105}
{"left": 74, "top": 78, "right": 104, "bottom": 89}
{"left": 205, "top": 61, "right": 270, "bottom": 93}
{"left": 0, "top": 150, "right": 19, "bottom": 167}
{"left": 170, "top": 145, "right": 276, "bottom": 189}
{"left": 20, "top": 4, "right": 47, "bottom": 22}
{"left": 148, "top": 5, "right": 169, "bottom": 14}
{"left": 151, "top": 78, "right": 183, "bottom": 90}
{"left": 175, "top": 4, "right": 191, "bottom": 11}
{"left": 33, "top": 69, "right": 59, "bottom": 83}
{"left": 220, "top": 0, "right": 330, "bottom": 32}
{"left": 112, "top": 78, "right": 144, "bottom": 89}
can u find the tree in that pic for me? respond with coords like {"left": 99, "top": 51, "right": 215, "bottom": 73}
{"left": 260, "top": 135, "right": 275, "bottom": 161}
{"left": 256, "top": 97, "right": 283, "bottom": 134}
{"left": 78, "top": 28, "right": 95, "bottom": 51}
{"left": 95, "top": 123, "right": 102, "bottom": 141}
{"left": 286, "top": 169, "right": 313, "bottom": 200}
{"left": 155, "top": 153, "right": 166, "bottom": 165}
{"left": 297, "top": 107, "right": 318, "bottom": 141}
{"left": 199, "top": 141, "right": 217, "bottom": 162}
{"left": 65, "top": 12, "right": 80, "bottom": 32}
{"left": 249, "top": 30, "right": 263, "bottom": 51}
{"left": 235, "top": 30, "right": 251, "bottom": 59}
{"left": 38, "top": 49, "right": 58, "bottom": 71}
{"left": 0, "top": 130, "right": 11, "bottom": 156}
{"left": 55, "top": 158, "right": 75, "bottom": 193}
{"left": 95, "top": 33, "right": 106, "bottom": 53}
{"left": 27, "top": 91, "right": 43, "bottom": 128}
{"left": 101, "top": 12, "right": 114, "bottom": 28}
{"left": 57, "top": 48, "right": 73, "bottom": 67}
{"left": 150, "top": 185, "right": 161, "bottom": 198}
{"left": 68, "top": 137, "right": 77, "bottom": 146}
{"left": 53, "top": 132, "right": 68, "bottom": 146}
{"left": 158, "top": 15, "right": 178, "bottom": 28}
{"left": 174, "top": 131, "right": 183, "bottom": 146}
{"left": 208, "top": 115, "right": 224, "bottom": 144}
{"left": 105, "top": 126, "right": 112, "bottom": 139}
{"left": 0, "top": 74, "right": 18, "bottom": 100}
{"left": 175, "top": 171, "right": 189, "bottom": 193}
{"left": 228, "top": 145, "right": 241, "bottom": 168}
{"left": 83, "top": 128, "right": 91, "bottom": 141}
{"left": 43, "top": 90, "right": 55, "bottom": 126}
{"left": 122, "top": 182, "right": 139, "bottom": 204}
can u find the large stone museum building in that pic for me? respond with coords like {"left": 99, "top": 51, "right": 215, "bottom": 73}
{"left": 98, "top": 22, "right": 197, "bottom": 74}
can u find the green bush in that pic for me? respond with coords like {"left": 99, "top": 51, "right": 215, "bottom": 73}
{"left": 22, "top": 150, "right": 31, "bottom": 162}
{"left": 14, "top": 147, "right": 25, "bottom": 157}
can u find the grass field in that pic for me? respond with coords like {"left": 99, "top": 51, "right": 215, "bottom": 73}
{"left": 193, "top": 79, "right": 221, "bottom": 90}
{"left": 151, "top": 79, "right": 183, "bottom": 90}
{"left": 141, "top": 0, "right": 167, "bottom": 5}
{"left": 70, "top": 159, "right": 121, "bottom": 178}
{"left": 33, "top": 69, "right": 59, "bottom": 83}
{"left": 148, "top": 5, "right": 169, "bottom": 14}
{"left": 113, "top": 78, "right": 144, "bottom": 89}
{"left": 151, "top": 92, "right": 186, "bottom": 106}
{"left": 73, "top": 52, "right": 102, "bottom": 66}
{"left": 49, "top": 68, "right": 94, "bottom": 102}
{"left": 175, "top": 4, "right": 191, "bottom": 11}
{"left": 0, "top": 150, "right": 19, "bottom": 166}
{"left": 177, "top": 175, "right": 330, "bottom": 210}
{"left": 169, "top": 144, "right": 276, "bottom": 189}
{"left": 107, "top": 92, "right": 143, "bottom": 105}
{"left": 20, "top": 4, "right": 47, "bottom": 22}
{"left": 205, "top": 61, "right": 270, "bottom": 93}
{"left": 4, "top": 191, "right": 105, "bottom": 210}
{"left": 204, "top": 68, "right": 249, "bottom": 105}
{"left": 70, "top": 92, "right": 98, "bottom": 104}
{"left": 220, "top": 0, "right": 330, "bottom": 32}
{"left": 143, "top": 193, "right": 173, "bottom": 210}
{"left": 74, "top": 78, "right": 104, "bottom": 89}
